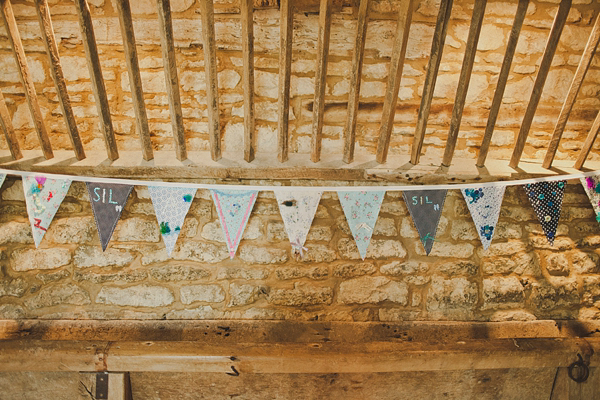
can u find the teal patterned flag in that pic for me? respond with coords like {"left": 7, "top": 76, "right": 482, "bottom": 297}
{"left": 461, "top": 186, "right": 505, "bottom": 251}
{"left": 524, "top": 181, "right": 566, "bottom": 245}
{"left": 403, "top": 190, "right": 447, "bottom": 255}
{"left": 211, "top": 189, "right": 258, "bottom": 259}
{"left": 338, "top": 190, "right": 385, "bottom": 259}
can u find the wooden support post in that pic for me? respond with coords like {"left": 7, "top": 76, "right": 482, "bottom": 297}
{"left": 278, "top": 0, "right": 293, "bottom": 163}
{"left": 79, "top": 372, "right": 132, "bottom": 400}
{"left": 410, "top": 0, "right": 453, "bottom": 165}
{"left": 477, "top": 0, "right": 528, "bottom": 167}
{"left": 310, "top": 0, "right": 333, "bottom": 163}
{"left": 156, "top": 0, "right": 187, "bottom": 161}
{"left": 543, "top": 13, "right": 600, "bottom": 169}
{"left": 342, "top": 0, "right": 369, "bottom": 164}
{"left": 116, "top": 0, "right": 153, "bottom": 161}
{"left": 375, "top": 0, "right": 414, "bottom": 164}
{"left": 574, "top": 111, "right": 600, "bottom": 170}
{"left": 34, "top": 0, "right": 85, "bottom": 161}
{"left": 509, "top": 0, "right": 571, "bottom": 169}
{"left": 241, "top": 0, "right": 255, "bottom": 162}
{"left": 0, "top": 89, "right": 22, "bottom": 160}
{"left": 0, "top": 0, "right": 53, "bottom": 159}
{"left": 74, "top": 0, "right": 119, "bottom": 161}
{"left": 200, "top": 0, "right": 222, "bottom": 162}
{"left": 441, "top": 0, "right": 486, "bottom": 167}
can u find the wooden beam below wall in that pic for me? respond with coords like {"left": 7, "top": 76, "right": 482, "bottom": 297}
{"left": 241, "top": 0, "right": 255, "bottom": 163}
{"left": 278, "top": 0, "right": 293, "bottom": 163}
{"left": 0, "top": 89, "right": 22, "bottom": 160}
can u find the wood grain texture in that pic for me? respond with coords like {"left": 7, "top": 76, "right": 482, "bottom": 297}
{"left": 0, "top": 0, "right": 53, "bottom": 160}
{"left": 441, "top": 0, "right": 486, "bottom": 167}
{"left": 543, "top": 13, "right": 600, "bottom": 169}
{"left": 574, "top": 111, "right": 600, "bottom": 170}
{"left": 156, "top": 0, "right": 187, "bottom": 161}
{"left": 74, "top": 0, "right": 119, "bottom": 161}
{"left": 200, "top": 0, "right": 222, "bottom": 161}
{"left": 115, "top": 0, "right": 153, "bottom": 161}
{"left": 509, "top": 0, "right": 571, "bottom": 169}
{"left": 0, "top": 89, "right": 22, "bottom": 160}
{"left": 278, "top": 0, "right": 293, "bottom": 162}
{"left": 343, "top": 0, "right": 369, "bottom": 164}
{"left": 410, "top": 0, "right": 453, "bottom": 165}
{"left": 241, "top": 0, "right": 255, "bottom": 163}
{"left": 375, "top": 0, "right": 414, "bottom": 164}
{"left": 477, "top": 0, "right": 529, "bottom": 167}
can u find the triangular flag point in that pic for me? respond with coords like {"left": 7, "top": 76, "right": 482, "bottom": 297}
{"left": 524, "top": 181, "right": 566, "bottom": 245}
{"left": 403, "top": 190, "right": 447, "bottom": 255}
{"left": 275, "top": 190, "right": 322, "bottom": 256}
{"left": 462, "top": 186, "right": 505, "bottom": 251}
{"left": 87, "top": 182, "right": 133, "bottom": 251}
{"left": 211, "top": 189, "right": 258, "bottom": 259}
{"left": 338, "top": 190, "right": 385, "bottom": 260}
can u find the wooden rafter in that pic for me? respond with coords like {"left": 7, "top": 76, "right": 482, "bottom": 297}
{"left": 375, "top": 0, "right": 414, "bottom": 164}
{"left": 574, "top": 111, "right": 600, "bottom": 170}
{"left": 543, "top": 13, "right": 600, "bottom": 169}
{"left": 241, "top": 0, "right": 255, "bottom": 163}
{"left": 477, "top": 0, "right": 529, "bottom": 167}
{"left": 441, "top": 0, "right": 487, "bottom": 167}
{"left": 156, "top": 0, "right": 187, "bottom": 161}
{"left": 0, "top": 88, "right": 22, "bottom": 160}
{"left": 278, "top": 0, "right": 293, "bottom": 163}
{"left": 410, "top": 0, "right": 453, "bottom": 165}
{"left": 509, "top": 0, "right": 571, "bottom": 169}
{"left": 0, "top": 0, "right": 53, "bottom": 159}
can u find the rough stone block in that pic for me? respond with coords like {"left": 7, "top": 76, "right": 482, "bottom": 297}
{"left": 482, "top": 276, "right": 525, "bottom": 309}
{"left": 531, "top": 279, "right": 579, "bottom": 311}
{"left": 149, "top": 265, "right": 211, "bottom": 281}
{"left": 572, "top": 251, "right": 599, "bottom": 274}
{"left": 338, "top": 238, "right": 407, "bottom": 260}
{"left": 36, "top": 269, "right": 70, "bottom": 284}
{"left": 333, "top": 262, "right": 376, "bottom": 278}
{"left": 216, "top": 266, "right": 269, "bottom": 280}
{"left": 25, "top": 284, "right": 91, "bottom": 309}
{"left": 173, "top": 241, "right": 229, "bottom": 263}
{"left": 228, "top": 283, "right": 268, "bottom": 307}
{"left": 544, "top": 253, "right": 570, "bottom": 276}
{"left": 339, "top": 276, "right": 408, "bottom": 305}
{"left": 275, "top": 266, "right": 328, "bottom": 280}
{"left": 97, "top": 285, "right": 174, "bottom": 307}
{"left": 111, "top": 217, "right": 160, "bottom": 243}
{"left": 380, "top": 260, "right": 428, "bottom": 276}
{"left": 73, "top": 268, "right": 147, "bottom": 284}
{"left": 239, "top": 245, "right": 288, "bottom": 264}
{"left": 0, "top": 221, "right": 33, "bottom": 244}
{"left": 12, "top": 248, "right": 72, "bottom": 271}
{"left": 0, "top": 304, "right": 25, "bottom": 319}
{"left": 300, "top": 244, "right": 337, "bottom": 263}
{"left": 436, "top": 261, "right": 478, "bottom": 276}
{"left": 74, "top": 246, "right": 134, "bottom": 268}
{"left": 180, "top": 284, "right": 226, "bottom": 304}
{"left": 426, "top": 276, "right": 478, "bottom": 313}
{"left": 417, "top": 242, "right": 474, "bottom": 258}
{"left": 46, "top": 216, "right": 95, "bottom": 244}
{"left": 268, "top": 282, "right": 333, "bottom": 306}
{"left": 0, "top": 278, "right": 28, "bottom": 297}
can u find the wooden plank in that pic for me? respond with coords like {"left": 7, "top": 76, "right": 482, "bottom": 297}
{"left": 0, "top": 89, "right": 22, "bottom": 160}
{"left": 156, "top": 0, "right": 187, "bottom": 161}
{"left": 543, "top": 13, "right": 600, "bottom": 169}
{"left": 241, "top": 0, "right": 255, "bottom": 162}
{"left": 310, "top": 0, "right": 333, "bottom": 163}
{"left": 73, "top": 0, "right": 119, "bottom": 161}
{"left": 199, "top": 0, "right": 222, "bottom": 162}
{"left": 115, "top": 0, "right": 153, "bottom": 161}
{"left": 509, "top": 0, "right": 571, "bottom": 169}
{"left": 441, "top": 0, "right": 487, "bottom": 167}
{"left": 476, "top": 0, "right": 529, "bottom": 167}
{"left": 375, "top": 0, "right": 414, "bottom": 164}
{"left": 108, "top": 373, "right": 132, "bottom": 400}
{"left": 342, "top": 0, "right": 369, "bottom": 164}
{"left": 34, "top": 0, "right": 85, "bottom": 161}
{"left": 410, "top": 0, "right": 453, "bottom": 165}
{"left": 277, "top": 0, "right": 293, "bottom": 163}
{"left": 574, "top": 110, "right": 600, "bottom": 170}
{"left": 0, "top": 0, "right": 53, "bottom": 160}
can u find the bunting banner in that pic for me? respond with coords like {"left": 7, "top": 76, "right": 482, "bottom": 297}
{"left": 404, "top": 190, "right": 447, "bottom": 255}
{"left": 581, "top": 175, "right": 600, "bottom": 224}
{"left": 23, "top": 175, "right": 71, "bottom": 247}
{"left": 0, "top": 173, "right": 5, "bottom": 189}
{"left": 211, "top": 189, "right": 258, "bottom": 259}
{"left": 461, "top": 186, "right": 505, "bottom": 250}
{"left": 275, "top": 190, "right": 322, "bottom": 257}
{"left": 338, "top": 190, "right": 385, "bottom": 260}
{"left": 87, "top": 182, "right": 133, "bottom": 251}
{"left": 148, "top": 186, "right": 197, "bottom": 256}
{"left": 524, "top": 181, "right": 566, "bottom": 245}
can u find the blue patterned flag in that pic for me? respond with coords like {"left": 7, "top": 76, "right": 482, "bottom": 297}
{"left": 461, "top": 186, "right": 505, "bottom": 250}
{"left": 211, "top": 189, "right": 258, "bottom": 259}
{"left": 149, "top": 186, "right": 197, "bottom": 256}
{"left": 403, "top": 190, "right": 447, "bottom": 255}
{"left": 523, "top": 181, "right": 566, "bottom": 245}
{"left": 581, "top": 175, "right": 600, "bottom": 225}
{"left": 338, "top": 190, "right": 385, "bottom": 259}
{"left": 275, "top": 190, "right": 322, "bottom": 257}
{"left": 87, "top": 183, "right": 133, "bottom": 251}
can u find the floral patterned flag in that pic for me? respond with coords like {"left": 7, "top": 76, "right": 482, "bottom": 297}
{"left": 403, "top": 190, "right": 447, "bottom": 255}
{"left": 524, "top": 181, "right": 566, "bottom": 245}
{"left": 23, "top": 175, "right": 71, "bottom": 247}
{"left": 87, "top": 182, "right": 133, "bottom": 251}
{"left": 211, "top": 189, "right": 258, "bottom": 259}
{"left": 581, "top": 175, "right": 600, "bottom": 225}
{"left": 461, "top": 186, "right": 505, "bottom": 251}
{"left": 338, "top": 190, "right": 385, "bottom": 259}
{"left": 149, "top": 186, "right": 197, "bottom": 256}
{"left": 275, "top": 190, "right": 322, "bottom": 257}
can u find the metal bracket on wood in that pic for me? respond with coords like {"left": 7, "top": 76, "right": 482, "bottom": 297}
{"left": 95, "top": 372, "right": 109, "bottom": 399}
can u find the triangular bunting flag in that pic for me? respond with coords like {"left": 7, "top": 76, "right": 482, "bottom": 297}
{"left": 149, "top": 186, "right": 197, "bottom": 256}
{"left": 523, "top": 181, "right": 566, "bottom": 245}
{"left": 461, "top": 186, "right": 505, "bottom": 250}
{"left": 403, "top": 190, "right": 447, "bottom": 255}
{"left": 211, "top": 189, "right": 258, "bottom": 258}
{"left": 23, "top": 175, "right": 71, "bottom": 247}
{"left": 275, "top": 190, "right": 322, "bottom": 256}
{"left": 581, "top": 175, "right": 600, "bottom": 225}
{"left": 338, "top": 190, "right": 385, "bottom": 260}
{"left": 0, "top": 174, "right": 6, "bottom": 189}
{"left": 87, "top": 182, "right": 133, "bottom": 251}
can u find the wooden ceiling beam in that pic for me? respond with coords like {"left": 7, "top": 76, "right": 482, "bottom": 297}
{"left": 509, "top": 0, "right": 571, "bottom": 169}
{"left": 241, "top": 0, "right": 255, "bottom": 163}
{"left": 574, "top": 110, "right": 600, "bottom": 170}
{"left": 0, "top": 88, "right": 22, "bottom": 160}
{"left": 278, "top": 0, "right": 293, "bottom": 163}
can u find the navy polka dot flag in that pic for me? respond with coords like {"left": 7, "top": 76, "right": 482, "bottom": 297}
{"left": 523, "top": 181, "right": 566, "bottom": 245}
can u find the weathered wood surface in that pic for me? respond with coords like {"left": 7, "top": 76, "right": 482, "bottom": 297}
{"left": 0, "top": 0, "right": 53, "bottom": 160}
{"left": 410, "top": 0, "right": 453, "bottom": 165}
{"left": 574, "top": 111, "right": 600, "bottom": 170}
{"left": 509, "top": 0, "right": 571, "bottom": 169}
{"left": 278, "top": 0, "right": 293, "bottom": 163}
{"left": 543, "top": 13, "right": 600, "bottom": 169}
{"left": 441, "top": 0, "right": 487, "bottom": 167}
{"left": 0, "top": 89, "right": 22, "bottom": 160}
{"left": 241, "top": 0, "right": 255, "bottom": 163}
{"left": 375, "top": 0, "right": 414, "bottom": 164}
{"left": 200, "top": 0, "right": 222, "bottom": 162}
{"left": 550, "top": 367, "right": 600, "bottom": 400}
{"left": 115, "top": 0, "right": 153, "bottom": 161}
{"left": 477, "top": 0, "right": 529, "bottom": 167}
{"left": 343, "top": 0, "right": 369, "bottom": 164}
{"left": 156, "top": 0, "right": 187, "bottom": 161}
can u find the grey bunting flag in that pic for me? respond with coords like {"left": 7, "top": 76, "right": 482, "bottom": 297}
{"left": 87, "top": 182, "right": 133, "bottom": 251}
{"left": 403, "top": 190, "right": 447, "bottom": 255}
